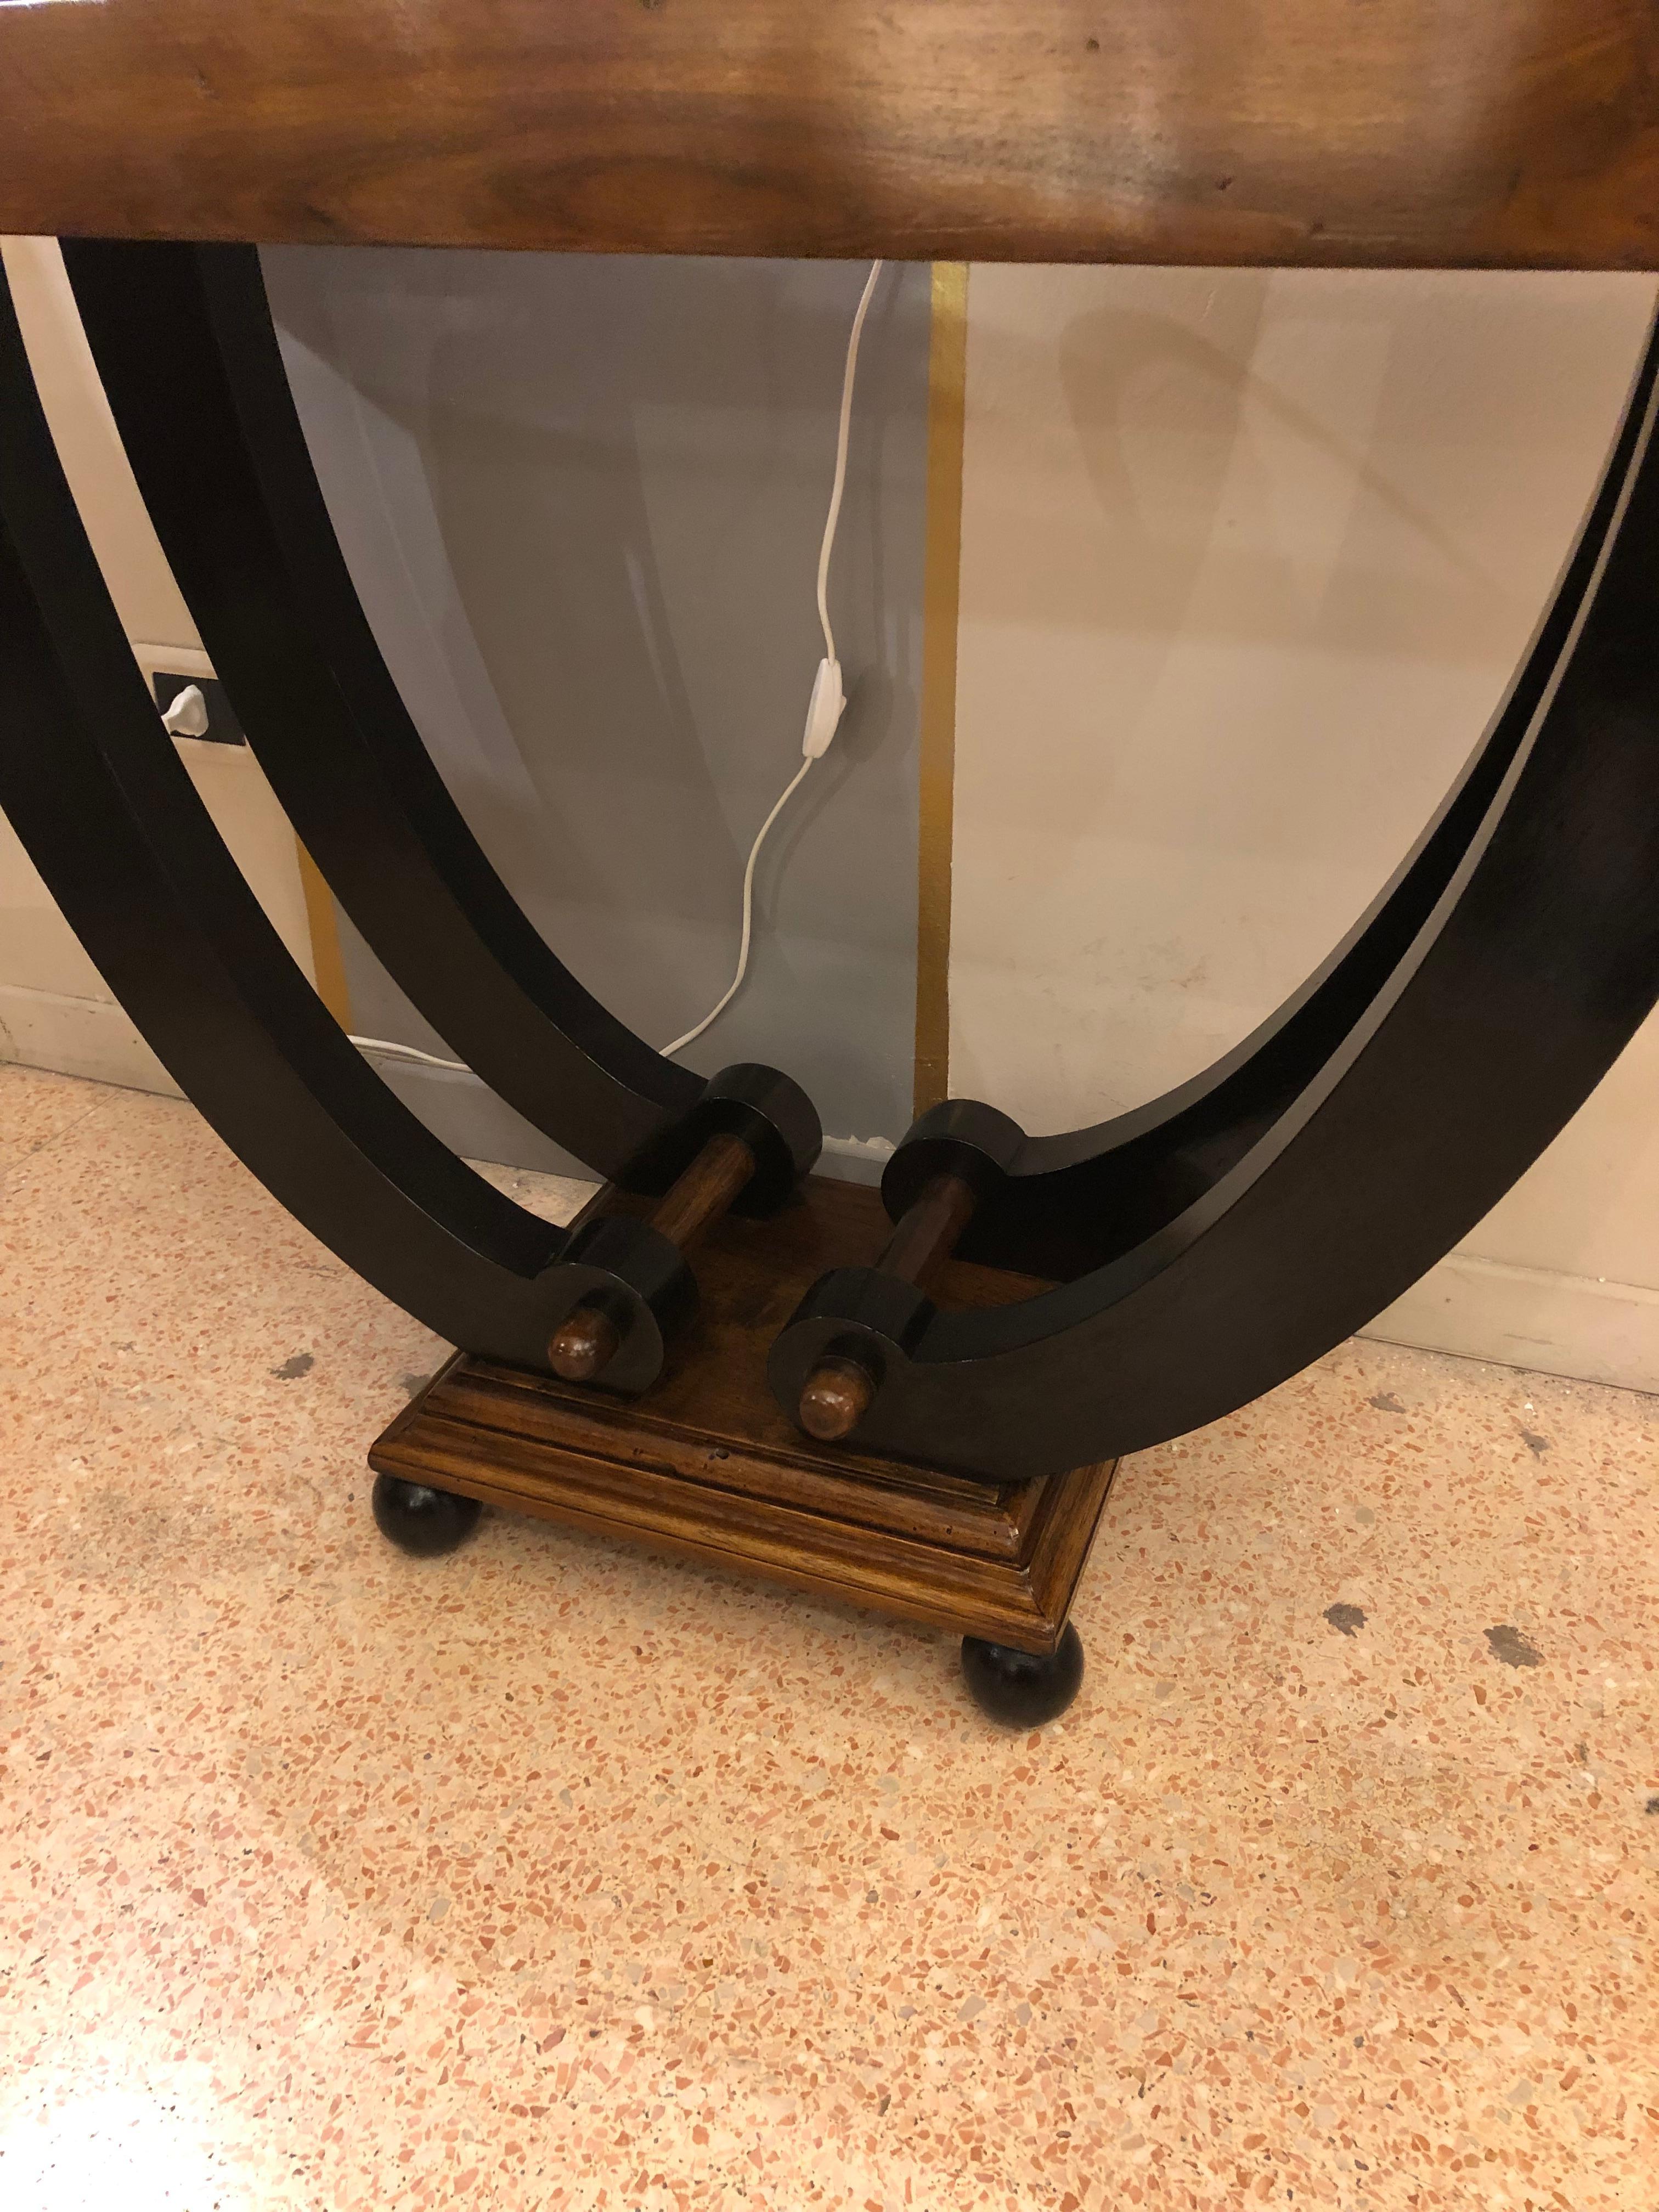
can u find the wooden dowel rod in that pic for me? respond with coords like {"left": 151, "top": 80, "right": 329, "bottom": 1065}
{"left": 648, "top": 1129, "right": 757, "bottom": 1253}
{"left": 875, "top": 1170, "right": 978, "bottom": 1294}
{"left": 797, "top": 1170, "right": 978, "bottom": 1441}
{"left": 549, "top": 1129, "right": 759, "bottom": 1383}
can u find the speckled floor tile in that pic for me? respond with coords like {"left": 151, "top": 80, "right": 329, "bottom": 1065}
{"left": 0, "top": 1064, "right": 103, "bottom": 1183}
{"left": 1, "top": 1066, "right": 1656, "bottom": 2211}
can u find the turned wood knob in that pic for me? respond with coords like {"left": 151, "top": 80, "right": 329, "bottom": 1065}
{"left": 548, "top": 1302, "right": 621, "bottom": 1381}
{"left": 797, "top": 1355, "right": 875, "bottom": 1442}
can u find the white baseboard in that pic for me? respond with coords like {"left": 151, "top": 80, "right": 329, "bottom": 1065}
{"left": 0, "top": 985, "right": 181, "bottom": 1099}
{"left": 1363, "top": 1250, "right": 1659, "bottom": 1394}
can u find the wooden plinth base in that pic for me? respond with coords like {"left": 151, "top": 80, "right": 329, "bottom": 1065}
{"left": 370, "top": 1178, "right": 1116, "bottom": 1655}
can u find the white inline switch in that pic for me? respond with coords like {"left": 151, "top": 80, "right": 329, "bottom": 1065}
{"left": 802, "top": 656, "right": 845, "bottom": 759}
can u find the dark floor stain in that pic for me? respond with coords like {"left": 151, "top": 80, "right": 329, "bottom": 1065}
{"left": 1646, "top": 1797, "right": 1659, "bottom": 1816}
{"left": 401, "top": 1373, "right": 432, "bottom": 1395}
{"left": 1485, "top": 1623, "right": 1542, "bottom": 1668}
{"left": 1324, "top": 1602, "right": 1367, "bottom": 1637}
{"left": 271, "top": 1352, "right": 314, "bottom": 1380}
{"left": 1367, "top": 1392, "right": 1404, "bottom": 1414}
{"left": 1520, "top": 1427, "right": 1552, "bottom": 1459}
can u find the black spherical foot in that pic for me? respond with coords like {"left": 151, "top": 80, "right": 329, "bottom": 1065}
{"left": 371, "top": 1472, "right": 482, "bottom": 1558}
{"left": 961, "top": 1622, "right": 1084, "bottom": 1726}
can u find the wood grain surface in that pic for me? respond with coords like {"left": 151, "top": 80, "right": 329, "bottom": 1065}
{"left": 4, "top": 2, "right": 1656, "bottom": 267}
{"left": 371, "top": 1175, "right": 1118, "bottom": 1653}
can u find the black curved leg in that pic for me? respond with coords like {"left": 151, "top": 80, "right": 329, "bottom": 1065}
{"left": 56, "top": 236, "right": 747, "bottom": 1189}
{"left": 883, "top": 311, "right": 1659, "bottom": 1281}
{"left": 0, "top": 259, "right": 578, "bottom": 1369}
{"left": 772, "top": 316, "right": 1659, "bottom": 1482}
{"left": 962, "top": 1623, "right": 1085, "bottom": 1726}
{"left": 371, "top": 1473, "right": 482, "bottom": 1558}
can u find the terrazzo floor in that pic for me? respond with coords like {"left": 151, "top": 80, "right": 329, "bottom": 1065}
{"left": 1, "top": 1061, "right": 1656, "bottom": 2212}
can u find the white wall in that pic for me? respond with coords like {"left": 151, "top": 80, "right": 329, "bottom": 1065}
{"left": 0, "top": 236, "right": 317, "bottom": 1091}
{"left": 950, "top": 262, "right": 1659, "bottom": 1390}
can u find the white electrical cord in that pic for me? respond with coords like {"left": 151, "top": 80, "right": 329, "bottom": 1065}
{"left": 340, "top": 260, "right": 885, "bottom": 1077}
{"left": 661, "top": 257, "right": 884, "bottom": 1058}
{"left": 814, "top": 267, "right": 885, "bottom": 669}
{"left": 657, "top": 754, "right": 815, "bottom": 1057}
{"left": 349, "top": 1034, "right": 471, "bottom": 1071}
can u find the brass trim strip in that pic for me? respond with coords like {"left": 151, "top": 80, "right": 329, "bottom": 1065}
{"left": 295, "top": 839, "right": 354, "bottom": 1030}
{"left": 914, "top": 260, "right": 968, "bottom": 1117}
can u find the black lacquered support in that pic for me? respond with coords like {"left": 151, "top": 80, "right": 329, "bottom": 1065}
{"left": 0, "top": 263, "right": 578, "bottom": 1368}
{"left": 59, "top": 237, "right": 707, "bottom": 1185}
{"left": 885, "top": 314, "right": 1659, "bottom": 1284}
{"left": 772, "top": 315, "right": 1659, "bottom": 1481}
